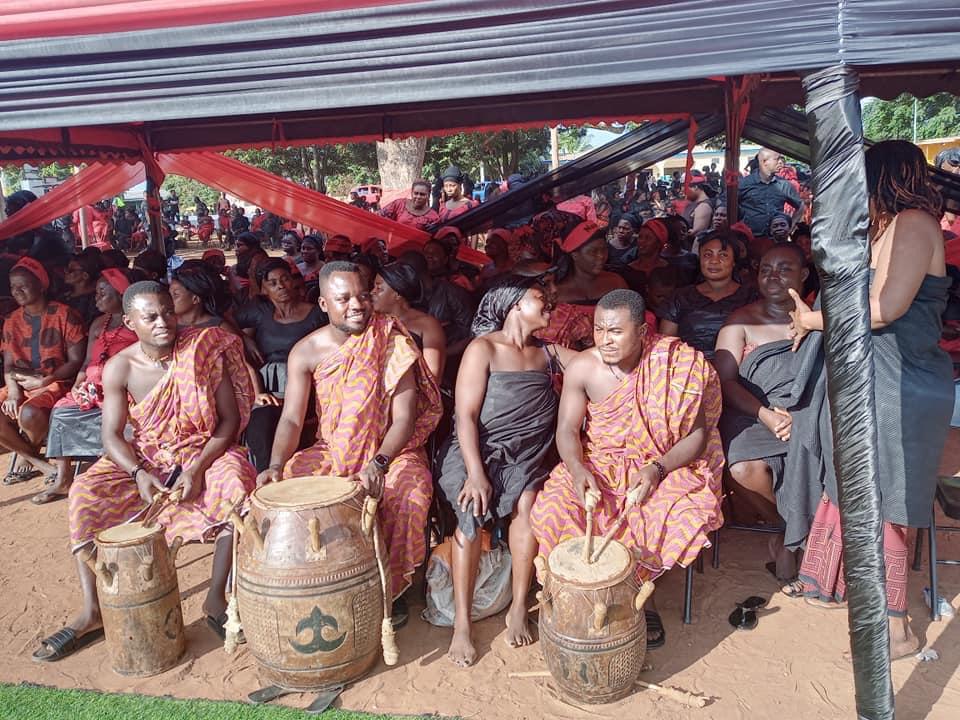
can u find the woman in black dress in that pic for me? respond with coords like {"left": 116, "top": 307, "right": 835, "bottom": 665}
{"left": 657, "top": 231, "right": 755, "bottom": 360}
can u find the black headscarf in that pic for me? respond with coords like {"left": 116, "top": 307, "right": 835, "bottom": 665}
{"left": 470, "top": 274, "right": 537, "bottom": 336}
{"left": 379, "top": 262, "right": 423, "bottom": 305}
{"left": 441, "top": 165, "right": 463, "bottom": 182}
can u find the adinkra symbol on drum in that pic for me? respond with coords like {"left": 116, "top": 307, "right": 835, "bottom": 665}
{"left": 289, "top": 607, "right": 347, "bottom": 654}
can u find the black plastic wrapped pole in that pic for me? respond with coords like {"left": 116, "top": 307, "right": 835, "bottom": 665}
{"left": 802, "top": 66, "right": 893, "bottom": 719}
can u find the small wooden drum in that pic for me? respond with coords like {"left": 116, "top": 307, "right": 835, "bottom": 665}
{"left": 92, "top": 522, "right": 185, "bottom": 677}
{"left": 237, "top": 476, "right": 384, "bottom": 691}
{"left": 538, "top": 537, "right": 649, "bottom": 704}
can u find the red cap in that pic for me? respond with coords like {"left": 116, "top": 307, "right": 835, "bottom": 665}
{"left": 324, "top": 235, "right": 353, "bottom": 254}
{"left": 101, "top": 268, "right": 130, "bottom": 295}
{"left": 433, "top": 226, "right": 463, "bottom": 243}
{"left": 559, "top": 221, "right": 605, "bottom": 253}
{"left": 12, "top": 257, "right": 50, "bottom": 292}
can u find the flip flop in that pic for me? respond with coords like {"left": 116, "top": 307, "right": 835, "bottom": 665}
{"left": 645, "top": 610, "right": 666, "bottom": 649}
{"left": 30, "top": 488, "right": 68, "bottom": 505}
{"left": 728, "top": 596, "right": 768, "bottom": 631}
{"left": 206, "top": 613, "right": 246, "bottom": 644}
{"left": 781, "top": 580, "right": 805, "bottom": 598}
{"left": 3, "top": 468, "right": 41, "bottom": 485}
{"left": 32, "top": 627, "right": 104, "bottom": 663}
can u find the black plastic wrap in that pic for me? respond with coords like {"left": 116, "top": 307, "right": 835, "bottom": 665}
{"left": 445, "top": 114, "right": 723, "bottom": 234}
{"left": 802, "top": 66, "right": 893, "bottom": 720}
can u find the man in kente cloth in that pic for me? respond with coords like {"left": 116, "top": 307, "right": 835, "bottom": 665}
{"left": 33, "top": 282, "right": 257, "bottom": 662}
{"left": 436, "top": 276, "right": 575, "bottom": 666}
{"left": 714, "top": 244, "right": 819, "bottom": 583}
{"left": 257, "top": 261, "right": 441, "bottom": 626}
{"left": 530, "top": 289, "right": 724, "bottom": 648}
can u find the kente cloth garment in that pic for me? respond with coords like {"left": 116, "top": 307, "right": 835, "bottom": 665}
{"left": 67, "top": 327, "right": 256, "bottom": 549}
{"left": 0, "top": 301, "right": 87, "bottom": 411}
{"left": 783, "top": 272, "right": 953, "bottom": 548}
{"left": 437, "top": 366, "right": 559, "bottom": 540}
{"left": 530, "top": 336, "right": 725, "bottom": 581}
{"left": 536, "top": 302, "right": 595, "bottom": 350}
{"left": 797, "top": 497, "right": 909, "bottom": 616}
{"left": 720, "top": 339, "right": 808, "bottom": 510}
{"left": 283, "top": 313, "right": 442, "bottom": 598}
{"left": 380, "top": 199, "right": 440, "bottom": 231}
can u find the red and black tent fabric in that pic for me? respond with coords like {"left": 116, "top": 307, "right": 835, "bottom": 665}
{"left": 0, "top": 1, "right": 958, "bottom": 158}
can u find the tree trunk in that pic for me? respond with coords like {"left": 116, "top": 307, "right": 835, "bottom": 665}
{"left": 376, "top": 137, "right": 427, "bottom": 192}
{"left": 299, "top": 147, "right": 314, "bottom": 189}
{"left": 312, "top": 145, "right": 325, "bottom": 194}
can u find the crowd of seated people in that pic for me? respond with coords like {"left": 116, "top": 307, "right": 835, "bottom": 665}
{"left": 8, "top": 139, "right": 958, "bottom": 669}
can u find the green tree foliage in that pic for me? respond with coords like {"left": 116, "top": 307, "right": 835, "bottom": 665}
{"left": 424, "top": 129, "right": 549, "bottom": 182}
{"left": 863, "top": 93, "right": 960, "bottom": 142}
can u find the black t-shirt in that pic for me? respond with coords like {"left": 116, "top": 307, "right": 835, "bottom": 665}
{"left": 656, "top": 284, "right": 756, "bottom": 359}
{"left": 235, "top": 299, "right": 326, "bottom": 363}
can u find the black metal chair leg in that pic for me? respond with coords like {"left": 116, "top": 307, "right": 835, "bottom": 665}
{"left": 912, "top": 527, "right": 924, "bottom": 571}
{"left": 696, "top": 551, "right": 704, "bottom": 574}
{"left": 712, "top": 529, "right": 721, "bottom": 569}
{"left": 929, "top": 514, "right": 940, "bottom": 622}
{"left": 683, "top": 564, "right": 694, "bottom": 624}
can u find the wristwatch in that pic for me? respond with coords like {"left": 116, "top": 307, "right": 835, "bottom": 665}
{"left": 373, "top": 454, "right": 391, "bottom": 472}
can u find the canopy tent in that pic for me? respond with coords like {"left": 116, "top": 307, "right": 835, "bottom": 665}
{"left": 0, "top": 1, "right": 958, "bottom": 156}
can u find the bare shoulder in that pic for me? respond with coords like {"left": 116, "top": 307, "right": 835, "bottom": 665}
{"left": 289, "top": 326, "right": 337, "bottom": 366}
{"left": 565, "top": 347, "right": 601, "bottom": 378}
{"left": 723, "top": 302, "right": 759, "bottom": 328}
{"left": 892, "top": 209, "right": 942, "bottom": 241}
{"left": 102, "top": 345, "right": 135, "bottom": 384}
{"left": 598, "top": 271, "right": 628, "bottom": 290}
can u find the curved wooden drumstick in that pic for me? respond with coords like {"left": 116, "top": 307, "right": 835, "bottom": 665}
{"left": 581, "top": 489, "right": 601, "bottom": 563}
{"left": 363, "top": 496, "right": 399, "bottom": 666}
{"left": 590, "top": 486, "right": 642, "bottom": 564}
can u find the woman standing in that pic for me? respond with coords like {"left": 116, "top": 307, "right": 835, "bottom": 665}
{"left": 784, "top": 141, "right": 952, "bottom": 659}
{"left": 436, "top": 166, "right": 478, "bottom": 223}
{"left": 658, "top": 232, "right": 755, "bottom": 360}
{"left": 371, "top": 263, "right": 446, "bottom": 381}
{"left": 380, "top": 180, "right": 440, "bottom": 231}
{"left": 297, "top": 235, "right": 325, "bottom": 283}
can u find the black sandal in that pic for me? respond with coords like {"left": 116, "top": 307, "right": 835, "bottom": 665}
{"left": 32, "top": 627, "right": 104, "bottom": 663}
{"left": 728, "top": 596, "right": 768, "bottom": 631}
{"left": 645, "top": 610, "right": 666, "bottom": 649}
{"left": 206, "top": 613, "right": 246, "bottom": 644}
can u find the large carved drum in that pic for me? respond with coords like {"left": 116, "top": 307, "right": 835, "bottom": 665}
{"left": 93, "top": 522, "right": 185, "bottom": 677}
{"left": 538, "top": 537, "right": 651, "bottom": 704}
{"left": 237, "top": 476, "right": 384, "bottom": 691}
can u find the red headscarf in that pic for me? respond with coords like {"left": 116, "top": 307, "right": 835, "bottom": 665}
{"left": 100, "top": 268, "right": 130, "bottom": 296}
{"left": 12, "top": 257, "right": 50, "bottom": 292}
{"left": 643, "top": 218, "right": 669, "bottom": 246}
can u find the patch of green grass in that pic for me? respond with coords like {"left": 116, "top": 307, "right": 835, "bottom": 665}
{"left": 0, "top": 683, "right": 449, "bottom": 720}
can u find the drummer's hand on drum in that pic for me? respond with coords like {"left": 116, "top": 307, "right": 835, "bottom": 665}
{"left": 459, "top": 472, "right": 492, "bottom": 518}
{"left": 256, "top": 465, "right": 282, "bottom": 488}
{"left": 356, "top": 461, "right": 386, "bottom": 500}
{"left": 628, "top": 464, "right": 661, "bottom": 505}
{"left": 135, "top": 471, "right": 166, "bottom": 505}
{"left": 570, "top": 465, "right": 600, "bottom": 508}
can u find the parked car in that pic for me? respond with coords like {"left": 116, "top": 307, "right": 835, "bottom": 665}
{"left": 472, "top": 180, "right": 501, "bottom": 202}
{"left": 350, "top": 184, "right": 382, "bottom": 208}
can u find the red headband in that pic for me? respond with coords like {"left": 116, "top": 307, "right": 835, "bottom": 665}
{"left": 642, "top": 219, "right": 669, "bottom": 246}
{"left": 13, "top": 257, "right": 50, "bottom": 292}
{"left": 101, "top": 268, "right": 130, "bottom": 296}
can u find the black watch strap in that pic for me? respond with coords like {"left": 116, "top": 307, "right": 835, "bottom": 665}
{"left": 373, "top": 454, "right": 391, "bottom": 471}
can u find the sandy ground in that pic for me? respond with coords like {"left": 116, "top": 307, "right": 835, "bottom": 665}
{"left": 1, "top": 435, "right": 958, "bottom": 719}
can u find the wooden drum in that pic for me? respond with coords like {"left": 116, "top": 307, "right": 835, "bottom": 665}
{"left": 92, "top": 522, "right": 185, "bottom": 677}
{"left": 237, "top": 476, "right": 384, "bottom": 691}
{"left": 537, "top": 537, "right": 651, "bottom": 704}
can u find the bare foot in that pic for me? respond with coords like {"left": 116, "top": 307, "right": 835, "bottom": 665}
{"left": 202, "top": 598, "right": 227, "bottom": 620}
{"left": 805, "top": 596, "right": 847, "bottom": 610}
{"left": 448, "top": 623, "right": 477, "bottom": 667}
{"left": 889, "top": 616, "right": 920, "bottom": 660}
{"left": 504, "top": 602, "right": 533, "bottom": 648}
{"left": 64, "top": 608, "right": 103, "bottom": 637}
